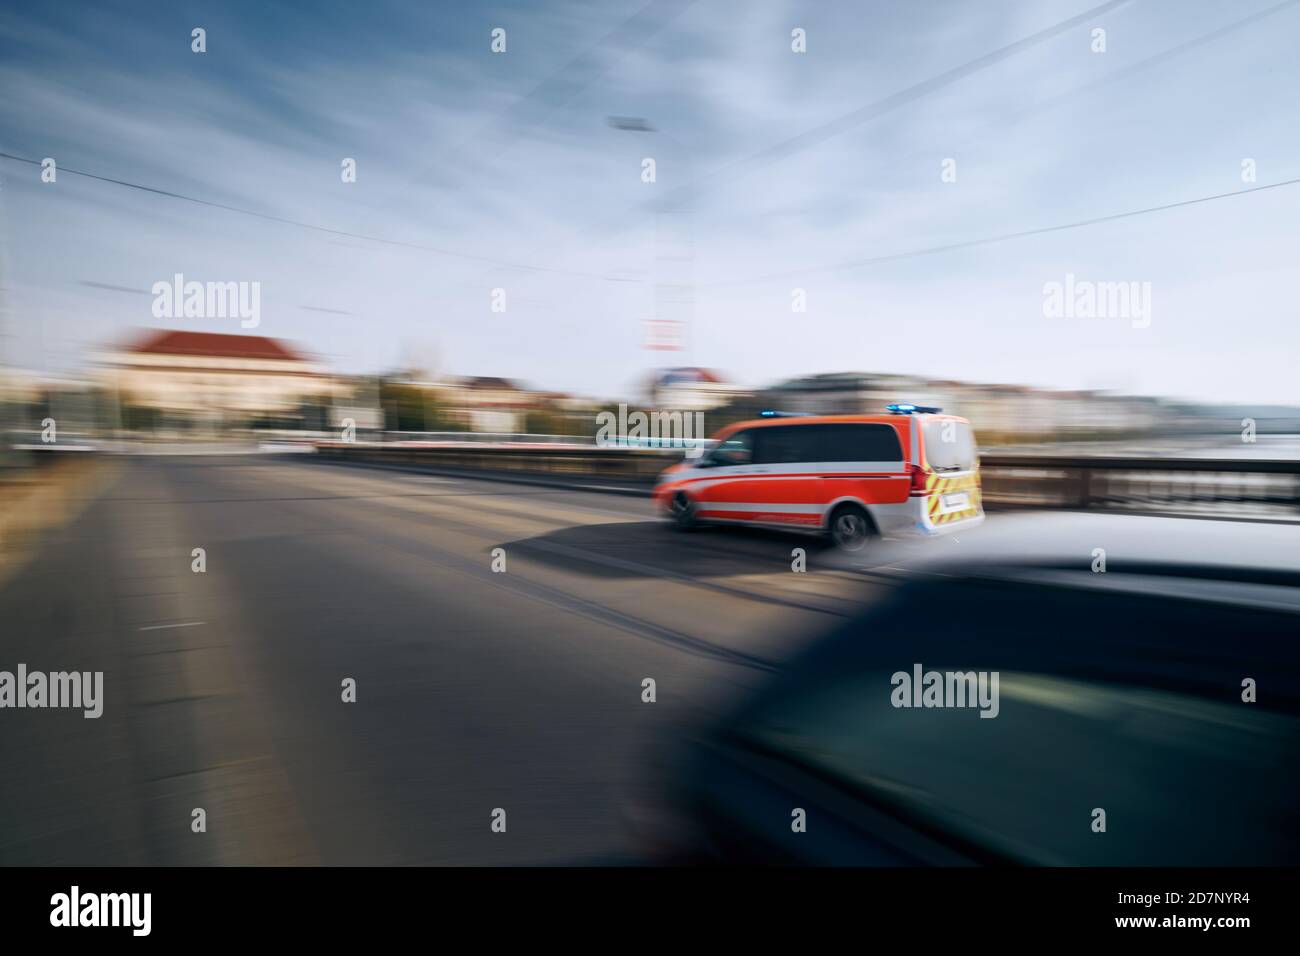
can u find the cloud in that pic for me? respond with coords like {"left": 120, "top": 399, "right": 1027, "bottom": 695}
{"left": 3, "top": 0, "right": 1299, "bottom": 403}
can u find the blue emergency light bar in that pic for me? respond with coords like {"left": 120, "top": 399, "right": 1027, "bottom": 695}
{"left": 759, "top": 410, "right": 809, "bottom": 418}
{"left": 885, "top": 403, "right": 943, "bottom": 415}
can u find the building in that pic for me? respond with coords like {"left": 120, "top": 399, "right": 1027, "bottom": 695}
{"left": 646, "top": 367, "right": 744, "bottom": 411}
{"left": 760, "top": 372, "right": 938, "bottom": 416}
{"left": 955, "top": 383, "right": 1062, "bottom": 440}
{"left": 435, "top": 376, "right": 533, "bottom": 433}
{"left": 757, "top": 372, "right": 1172, "bottom": 443}
{"left": 99, "top": 329, "right": 346, "bottom": 430}
{"left": 0, "top": 367, "right": 43, "bottom": 408}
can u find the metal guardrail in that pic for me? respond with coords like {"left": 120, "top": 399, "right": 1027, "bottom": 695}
{"left": 313, "top": 442, "right": 1300, "bottom": 519}
{"left": 315, "top": 440, "right": 670, "bottom": 482}
{"left": 978, "top": 456, "right": 1300, "bottom": 518}
{"left": 387, "top": 431, "right": 592, "bottom": 446}
{"left": 385, "top": 431, "right": 708, "bottom": 449}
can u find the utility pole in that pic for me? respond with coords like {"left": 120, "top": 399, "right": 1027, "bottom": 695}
{"left": 607, "top": 117, "right": 695, "bottom": 367}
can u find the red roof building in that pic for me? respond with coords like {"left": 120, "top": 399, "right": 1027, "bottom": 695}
{"left": 128, "top": 329, "right": 307, "bottom": 362}
{"left": 100, "top": 328, "right": 345, "bottom": 425}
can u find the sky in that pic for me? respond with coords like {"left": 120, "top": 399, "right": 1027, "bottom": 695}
{"left": 1, "top": 0, "right": 1298, "bottom": 404}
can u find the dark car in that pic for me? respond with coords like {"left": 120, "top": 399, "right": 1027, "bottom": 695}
{"left": 657, "top": 557, "right": 1300, "bottom": 865}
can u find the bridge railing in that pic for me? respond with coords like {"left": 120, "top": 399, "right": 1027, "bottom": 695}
{"left": 978, "top": 455, "right": 1300, "bottom": 519}
{"left": 311, "top": 441, "right": 1300, "bottom": 519}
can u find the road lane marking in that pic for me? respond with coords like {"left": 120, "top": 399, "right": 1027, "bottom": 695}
{"left": 138, "top": 621, "right": 206, "bottom": 631}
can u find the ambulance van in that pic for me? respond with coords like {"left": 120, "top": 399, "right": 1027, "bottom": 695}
{"left": 652, "top": 405, "right": 983, "bottom": 550}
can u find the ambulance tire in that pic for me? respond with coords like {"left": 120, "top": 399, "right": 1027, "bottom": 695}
{"left": 669, "top": 492, "right": 699, "bottom": 531}
{"left": 827, "top": 503, "right": 874, "bottom": 551}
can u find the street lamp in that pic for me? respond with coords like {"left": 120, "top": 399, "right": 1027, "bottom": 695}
{"left": 606, "top": 116, "right": 695, "bottom": 366}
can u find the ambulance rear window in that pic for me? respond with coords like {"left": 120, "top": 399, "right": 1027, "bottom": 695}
{"left": 923, "top": 420, "right": 976, "bottom": 471}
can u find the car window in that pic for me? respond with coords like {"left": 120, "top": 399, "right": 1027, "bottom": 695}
{"left": 819, "top": 424, "right": 903, "bottom": 463}
{"left": 731, "top": 578, "right": 1300, "bottom": 865}
{"left": 751, "top": 424, "right": 904, "bottom": 465}
{"left": 753, "top": 426, "right": 821, "bottom": 464}
{"left": 710, "top": 429, "right": 755, "bottom": 466}
{"left": 923, "top": 419, "right": 976, "bottom": 471}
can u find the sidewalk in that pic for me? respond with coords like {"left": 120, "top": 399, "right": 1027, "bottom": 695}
{"left": 0, "top": 453, "right": 113, "bottom": 587}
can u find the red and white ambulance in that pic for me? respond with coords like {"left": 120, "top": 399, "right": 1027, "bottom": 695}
{"left": 652, "top": 405, "right": 983, "bottom": 550}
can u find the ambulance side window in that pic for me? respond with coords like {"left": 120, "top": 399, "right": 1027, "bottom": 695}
{"left": 754, "top": 426, "right": 821, "bottom": 464}
{"left": 819, "top": 425, "right": 903, "bottom": 463}
{"left": 709, "top": 430, "right": 755, "bottom": 466}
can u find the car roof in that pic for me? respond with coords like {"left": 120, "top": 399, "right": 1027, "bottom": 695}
{"left": 835, "top": 511, "right": 1300, "bottom": 612}
{"left": 723, "top": 413, "right": 967, "bottom": 432}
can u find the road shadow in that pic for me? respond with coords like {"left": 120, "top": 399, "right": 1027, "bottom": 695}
{"left": 507, "top": 519, "right": 839, "bottom": 581}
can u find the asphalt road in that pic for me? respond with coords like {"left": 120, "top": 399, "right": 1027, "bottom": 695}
{"left": 0, "top": 454, "right": 885, "bottom": 865}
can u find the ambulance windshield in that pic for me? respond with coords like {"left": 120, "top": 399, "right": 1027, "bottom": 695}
{"left": 924, "top": 420, "right": 976, "bottom": 472}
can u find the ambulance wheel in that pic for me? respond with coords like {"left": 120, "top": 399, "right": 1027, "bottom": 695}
{"left": 669, "top": 492, "right": 698, "bottom": 531}
{"left": 828, "top": 503, "right": 873, "bottom": 551}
